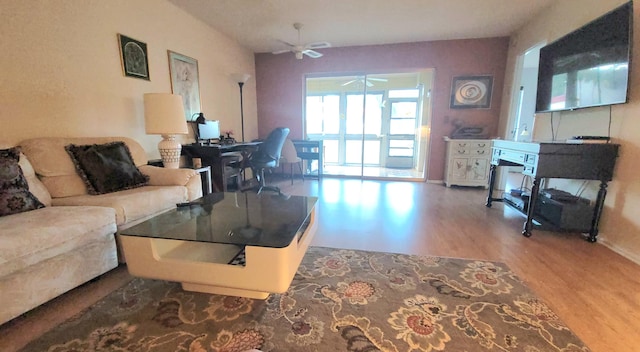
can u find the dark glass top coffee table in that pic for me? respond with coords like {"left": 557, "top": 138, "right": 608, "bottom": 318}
{"left": 119, "top": 192, "right": 318, "bottom": 299}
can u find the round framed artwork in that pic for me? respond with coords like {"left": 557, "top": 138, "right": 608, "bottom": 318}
{"left": 450, "top": 75, "right": 493, "bottom": 109}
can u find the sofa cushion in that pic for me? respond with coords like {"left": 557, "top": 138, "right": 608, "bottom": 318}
{"left": 17, "top": 150, "right": 52, "bottom": 207}
{"left": 51, "top": 185, "right": 188, "bottom": 226}
{"left": 0, "top": 140, "right": 52, "bottom": 207}
{"left": 19, "top": 137, "right": 149, "bottom": 198}
{"left": 0, "top": 147, "right": 45, "bottom": 216}
{"left": 0, "top": 206, "right": 117, "bottom": 277}
{"left": 66, "top": 142, "right": 149, "bottom": 195}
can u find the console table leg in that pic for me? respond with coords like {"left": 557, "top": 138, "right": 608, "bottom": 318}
{"left": 587, "top": 181, "right": 608, "bottom": 243}
{"left": 486, "top": 164, "right": 497, "bottom": 207}
{"left": 522, "top": 177, "right": 540, "bottom": 237}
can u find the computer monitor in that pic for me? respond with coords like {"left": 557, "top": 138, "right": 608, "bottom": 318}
{"left": 198, "top": 120, "right": 220, "bottom": 142}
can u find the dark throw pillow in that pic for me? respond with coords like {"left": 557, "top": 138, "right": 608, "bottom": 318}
{"left": 0, "top": 147, "right": 45, "bottom": 217}
{"left": 65, "top": 141, "right": 149, "bottom": 195}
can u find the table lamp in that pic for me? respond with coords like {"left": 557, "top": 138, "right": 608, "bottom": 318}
{"left": 144, "top": 93, "right": 188, "bottom": 168}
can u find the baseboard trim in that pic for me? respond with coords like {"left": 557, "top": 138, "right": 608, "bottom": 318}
{"left": 426, "top": 179, "right": 443, "bottom": 184}
{"left": 599, "top": 237, "right": 640, "bottom": 265}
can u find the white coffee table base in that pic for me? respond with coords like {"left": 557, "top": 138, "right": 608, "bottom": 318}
{"left": 119, "top": 210, "right": 317, "bottom": 299}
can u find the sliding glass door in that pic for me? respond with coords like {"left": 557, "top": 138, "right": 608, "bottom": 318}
{"left": 305, "top": 71, "right": 432, "bottom": 180}
{"left": 344, "top": 90, "right": 384, "bottom": 173}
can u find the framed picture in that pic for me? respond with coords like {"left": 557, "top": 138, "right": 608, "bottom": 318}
{"left": 168, "top": 50, "right": 201, "bottom": 120}
{"left": 450, "top": 75, "right": 493, "bottom": 109}
{"left": 118, "top": 34, "right": 150, "bottom": 80}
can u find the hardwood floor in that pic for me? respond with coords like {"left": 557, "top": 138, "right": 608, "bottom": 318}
{"left": 2, "top": 178, "right": 639, "bottom": 351}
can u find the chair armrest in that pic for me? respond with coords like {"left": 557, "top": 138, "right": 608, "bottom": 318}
{"left": 139, "top": 165, "right": 198, "bottom": 186}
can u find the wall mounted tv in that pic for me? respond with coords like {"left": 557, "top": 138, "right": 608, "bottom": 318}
{"left": 535, "top": 2, "right": 633, "bottom": 113}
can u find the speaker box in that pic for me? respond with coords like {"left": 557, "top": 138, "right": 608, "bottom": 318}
{"left": 535, "top": 196, "right": 593, "bottom": 232}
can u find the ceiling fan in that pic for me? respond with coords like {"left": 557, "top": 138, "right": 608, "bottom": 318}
{"left": 272, "top": 23, "right": 331, "bottom": 60}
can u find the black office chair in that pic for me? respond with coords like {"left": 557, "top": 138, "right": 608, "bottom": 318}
{"left": 248, "top": 127, "right": 290, "bottom": 194}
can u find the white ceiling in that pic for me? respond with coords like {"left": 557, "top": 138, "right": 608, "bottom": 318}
{"left": 168, "top": 0, "right": 555, "bottom": 54}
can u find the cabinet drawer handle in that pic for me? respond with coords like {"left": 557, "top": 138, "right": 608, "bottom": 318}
{"left": 477, "top": 150, "right": 485, "bottom": 154}
{"left": 478, "top": 143, "right": 486, "bottom": 147}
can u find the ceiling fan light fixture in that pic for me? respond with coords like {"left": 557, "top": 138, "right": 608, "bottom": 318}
{"left": 295, "top": 51, "right": 303, "bottom": 60}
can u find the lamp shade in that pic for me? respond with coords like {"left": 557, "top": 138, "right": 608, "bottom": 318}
{"left": 231, "top": 73, "right": 251, "bottom": 84}
{"left": 144, "top": 93, "right": 188, "bottom": 135}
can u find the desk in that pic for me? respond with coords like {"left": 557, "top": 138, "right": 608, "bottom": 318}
{"left": 485, "top": 140, "right": 619, "bottom": 242}
{"left": 292, "top": 140, "right": 323, "bottom": 178}
{"left": 182, "top": 142, "right": 261, "bottom": 192}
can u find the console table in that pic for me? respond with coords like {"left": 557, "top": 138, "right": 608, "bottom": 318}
{"left": 485, "top": 140, "right": 619, "bottom": 242}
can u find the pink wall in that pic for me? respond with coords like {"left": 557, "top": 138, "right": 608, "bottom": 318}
{"left": 255, "top": 38, "right": 509, "bottom": 181}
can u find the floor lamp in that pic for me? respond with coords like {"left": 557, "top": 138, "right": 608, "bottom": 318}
{"left": 232, "top": 73, "right": 251, "bottom": 142}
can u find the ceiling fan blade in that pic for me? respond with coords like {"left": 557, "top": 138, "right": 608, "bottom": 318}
{"left": 273, "top": 39, "right": 295, "bottom": 54}
{"left": 276, "top": 39, "right": 296, "bottom": 47}
{"left": 368, "top": 78, "right": 388, "bottom": 82}
{"left": 341, "top": 79, "right": 357, "bottom": 86}
{"left": 303, "top": 49, "right": 323, "bottom": 59}
{"left": 366, "top": 81, "right": 374, "bottom": 87}
{"left": 305, "top": 41, "right": 331, "bottom": 50}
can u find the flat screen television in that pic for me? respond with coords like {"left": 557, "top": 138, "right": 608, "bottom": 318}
{"left": 535, "top": 2, "right": 633, "bottom": 113}
{"left": 198, "top": 120, "right": 220, "bottom": 141}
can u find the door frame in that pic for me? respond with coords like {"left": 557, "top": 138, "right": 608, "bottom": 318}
{"left": 304, "top": 71, "right": 432, "bottom": 180}
{"left": 499, "top": 42, "right": 545, "bottom": 191}
{"left": 384, "top": 95, "right": 422, "bottom": 169}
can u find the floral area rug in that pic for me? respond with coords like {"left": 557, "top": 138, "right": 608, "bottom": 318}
{"left": 21, "top": 247, "right": 589, "bottom": 351}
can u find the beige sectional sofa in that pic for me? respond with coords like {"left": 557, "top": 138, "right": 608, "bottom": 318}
{"left": 0, "top": 137, "right": 202, "bottom": 324}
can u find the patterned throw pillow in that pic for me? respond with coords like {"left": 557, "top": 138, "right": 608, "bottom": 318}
{"left": 0, "top": 147, "right": 45, "bottom": 217}
{"left": 65, "top": 141, "right": 149, "bottom": 195}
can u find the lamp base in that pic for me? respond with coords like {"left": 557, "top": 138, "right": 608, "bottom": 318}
{"left": 158, "top": 134, "right": 182, "bottom": 169}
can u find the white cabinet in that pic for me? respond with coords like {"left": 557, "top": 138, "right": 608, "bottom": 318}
{"left": 444, "top": 137, "right": 491, "bottom": 188}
